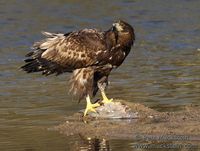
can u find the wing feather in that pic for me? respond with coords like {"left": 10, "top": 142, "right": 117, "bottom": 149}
{"left": 21, "top": 29, "right": 108, "bottom": 75}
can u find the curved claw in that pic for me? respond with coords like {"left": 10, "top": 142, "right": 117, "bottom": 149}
{"left": 102, "top": 98, "right": 113, "bottom": 104}
{"left": 84, "top": 95, "right": 100, "bottom": 116}
{"left": 100, "top": 89, "right": 113, "bottom": 104}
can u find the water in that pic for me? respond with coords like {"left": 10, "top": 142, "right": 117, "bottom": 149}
{"left": 0, "top": 0, "right": 200, "bottom": 150}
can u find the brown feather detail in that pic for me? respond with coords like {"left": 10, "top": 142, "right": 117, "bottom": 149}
{"left": 21, "top": 20, "right": 135, "bottom": 101}
{"left": 69, "top": 67, "right": 94, "bottom": 101}
{"left": 21, "top": 30, "right": 110, "bottom": 75}
{"left": 69, "top": 64, "right": 113, "bottom": 101}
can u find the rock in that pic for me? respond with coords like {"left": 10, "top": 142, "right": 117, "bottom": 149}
{"left": 86, "top": 101, "right": 139, "bottom": 119}
{"left": 52, "top": 100, "right": 200, "bottom": 143}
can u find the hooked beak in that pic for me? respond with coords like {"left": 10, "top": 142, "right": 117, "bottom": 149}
{"left": 112, "top": 23, "right": 117, "bottom": 27}
{"left": 112, "top": 23, "right": 116, "bottom": 31}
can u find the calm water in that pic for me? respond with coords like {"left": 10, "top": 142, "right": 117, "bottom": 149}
{"left": 0, "top": 0, "right": 200, "bottom": 150}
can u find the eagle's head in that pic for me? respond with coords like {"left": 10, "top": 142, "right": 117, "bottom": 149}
{"left": 112, "top": 20, "right": 135, "bottom": 46}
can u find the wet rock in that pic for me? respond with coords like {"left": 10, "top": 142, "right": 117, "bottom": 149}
{"left": 52, "top": 100, "right": 200, "bottom": 142}
{"left": 86, "top": 101, "right": 139, "bottom": 119}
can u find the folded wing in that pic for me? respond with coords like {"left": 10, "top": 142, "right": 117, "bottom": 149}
{"left": 21, "top": 29, "right": 107, "bottom": 75}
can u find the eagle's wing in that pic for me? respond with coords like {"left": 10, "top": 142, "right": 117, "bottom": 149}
{"left": 21, "top": 29, "right": 108, "bottom": 75}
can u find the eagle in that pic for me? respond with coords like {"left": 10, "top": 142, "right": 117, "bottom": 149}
{"left": 21, "top": 20, "right": 135, "bottom": 116}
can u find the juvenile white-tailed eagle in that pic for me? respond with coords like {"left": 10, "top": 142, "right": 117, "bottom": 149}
{"left": 21, "top": 20, "right": 135, "bottom": 116}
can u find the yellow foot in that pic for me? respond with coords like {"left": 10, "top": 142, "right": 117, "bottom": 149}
{"left": 84, "top": 95, "right": 100, "bottom": 116}
{"left": 101, "top": 91, "right": 113, "bottom": 104}
{"left": 102, "top": 98, "right": 113, "bottom": 104}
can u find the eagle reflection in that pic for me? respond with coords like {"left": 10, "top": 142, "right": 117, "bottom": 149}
{"left": 70, "top": 135, "right": 110, "bottom": 151}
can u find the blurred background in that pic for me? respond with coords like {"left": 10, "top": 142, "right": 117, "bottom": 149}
{"left": 0, "top": 0, "right": 200, "bottom": 150}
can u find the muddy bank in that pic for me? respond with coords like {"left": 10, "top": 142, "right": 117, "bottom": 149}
{"left": 53, "top": 100, "right": 200, "bottom": 143}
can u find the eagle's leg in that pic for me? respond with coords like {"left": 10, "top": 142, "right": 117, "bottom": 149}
{"left": 84, "top": 95, "right": 100, "bottom": 116}
{"left": 98, "top": 81, "right": 113, "bottom": 104}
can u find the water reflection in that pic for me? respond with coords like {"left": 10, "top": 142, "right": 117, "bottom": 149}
{"left": 67, "top": 135, "right": 199, "bottom": 151}
{"left": 75, "top": 136, "right": 110, "bottom": 151}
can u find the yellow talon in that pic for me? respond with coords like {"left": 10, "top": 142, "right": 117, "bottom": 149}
{"left": 101, "top": 90, "right": 113, "bottom": 104}
{"left": 84, "top": 95, "right": 100, "bottom": 116}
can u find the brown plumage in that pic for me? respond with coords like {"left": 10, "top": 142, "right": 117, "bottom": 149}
{"left": 21, "top": 20, "right": 135, "bottom": 102}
